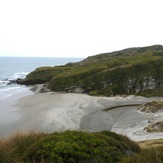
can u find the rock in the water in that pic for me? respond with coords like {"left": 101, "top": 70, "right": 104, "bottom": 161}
{"left": 7, "top": 79, "right": 19, "bottom": 85}
{"left": 138, "top": 101, "right": 163, "bottom": 113}
{"left": 144, "top": 121, "right": 163, "bottom": 132}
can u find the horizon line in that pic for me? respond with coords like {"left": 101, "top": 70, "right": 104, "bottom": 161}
{"left": 0, "top": 56, "right": 84, "bottom": 59}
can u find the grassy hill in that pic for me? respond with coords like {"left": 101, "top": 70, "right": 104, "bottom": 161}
{"left": 17, "top": 44, "right": 163, "bottom": 96}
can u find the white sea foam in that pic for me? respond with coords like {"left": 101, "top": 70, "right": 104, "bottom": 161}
{"left": 11, "top": 72, "right": 29, "bottom": 79}
{"left": 0, "top": 71, "right": 29, "bottom": 88}
{"left": 0, "top": 80, "right": 8, "bottom": 85}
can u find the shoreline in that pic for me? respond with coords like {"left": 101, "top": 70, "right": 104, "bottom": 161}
{"left": 0, "top": 84, "right": 163, "bottom": 141}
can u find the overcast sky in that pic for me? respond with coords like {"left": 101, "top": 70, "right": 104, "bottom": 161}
{"left": 0, "top": 0, "right": 163, "bottom": 58}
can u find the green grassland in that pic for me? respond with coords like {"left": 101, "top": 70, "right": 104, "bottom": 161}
{"left": 18, "top": 45, "right": 163, "bottom": 96}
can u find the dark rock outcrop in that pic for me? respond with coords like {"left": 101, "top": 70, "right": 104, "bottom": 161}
{"left": 144, "top": 121, "right": 163, "bottom": 132}
{"left": 138, "top": 101, "right": 163, "bottom": 113}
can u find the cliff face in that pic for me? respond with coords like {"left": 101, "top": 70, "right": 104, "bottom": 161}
{"left": 18, "top": 45, "right": 163, "bottom": 96}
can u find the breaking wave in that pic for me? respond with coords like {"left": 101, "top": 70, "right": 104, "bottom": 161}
{"left": 0, "top": 72, "right": 29, "bottom": 87}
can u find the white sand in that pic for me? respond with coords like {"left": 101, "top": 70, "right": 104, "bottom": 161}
{"left": 0, "top": 86, "right": 163, "bottom": 141}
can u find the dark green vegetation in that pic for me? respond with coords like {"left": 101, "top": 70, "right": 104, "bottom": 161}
{"left": 140, "top": 86, "right": 163, "bottom": 97}
{"left": 0, "top": 130, "right": 163, "bottom": 163}
{"left": 18, "top": 45, "right": 163, "bottom": 96}
{"left": 0, "top": 130, "right": 140, "bottom": 163}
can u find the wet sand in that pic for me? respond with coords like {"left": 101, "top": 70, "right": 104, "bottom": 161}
{"left": 0, "top": 85, "right": 163, "bottom": 141}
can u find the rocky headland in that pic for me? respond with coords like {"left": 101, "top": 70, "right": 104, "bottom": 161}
{"left": 16, "top": 45, "right": 163, "bottom": 97}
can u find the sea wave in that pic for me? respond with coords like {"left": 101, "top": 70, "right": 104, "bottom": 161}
{"left": 0, "top": 79, "right": 8, "bottom": 86}
{"left": 9, "top": 72, "right": 29, "bottom": 80}
{"left": 0, "top": 72, "right": 29, "bottom": 87}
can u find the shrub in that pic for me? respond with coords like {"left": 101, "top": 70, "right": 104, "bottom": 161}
{"left": 1, "top": 131, "right": 162, "bottom": 163}
{"left": 24, "top": 131, "right": 124, "bottom": 162}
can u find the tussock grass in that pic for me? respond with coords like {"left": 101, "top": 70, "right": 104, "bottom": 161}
{"left": 121, "top": 147, "right": 163, "bottom": 163}
{"left": 121, "top": 139, "right": 163, "bottom": 163}
{"left": 138, "top": 138, "right": 163, "bottom": 149}
{"left": 0, "top": 131, "right": 44, "bottom": 163}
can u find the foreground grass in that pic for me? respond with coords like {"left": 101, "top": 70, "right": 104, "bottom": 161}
{"left": 122, "top": 139, "right": 163, "bottom": 163}
{"left": 138, "top": 138, "right": 163, "bottom": 149}
{"left": 0, "top": 131, "right": 44, "bottom": 163}
{"left": 0, "top": 130, "right": 162, "bottom": 163}
{"left": 121, "top": 147, "right": 163, "bottom": 163}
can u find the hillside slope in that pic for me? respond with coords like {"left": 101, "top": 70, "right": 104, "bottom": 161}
{"left": 17, "top": 45, "right": 163, "bottom": 96}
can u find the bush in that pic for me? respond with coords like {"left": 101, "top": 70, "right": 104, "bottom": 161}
{"left": 0, "top": 130, "right": 140, "bottom": 163}
{"left": 25, "top": 131, "right": 134, "bottom": 163}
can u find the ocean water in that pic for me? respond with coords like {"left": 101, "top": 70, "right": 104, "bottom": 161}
{"left": 0, "top": 57, "right": 82, "bottom": 100}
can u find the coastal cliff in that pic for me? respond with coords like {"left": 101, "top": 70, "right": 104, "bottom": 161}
{"left": 17, "top": 45, "right": 163, "bottom": 96}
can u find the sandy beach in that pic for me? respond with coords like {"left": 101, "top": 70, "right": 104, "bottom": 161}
{"left": 0, "top": 85, "right": 163, "bottom": 141}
